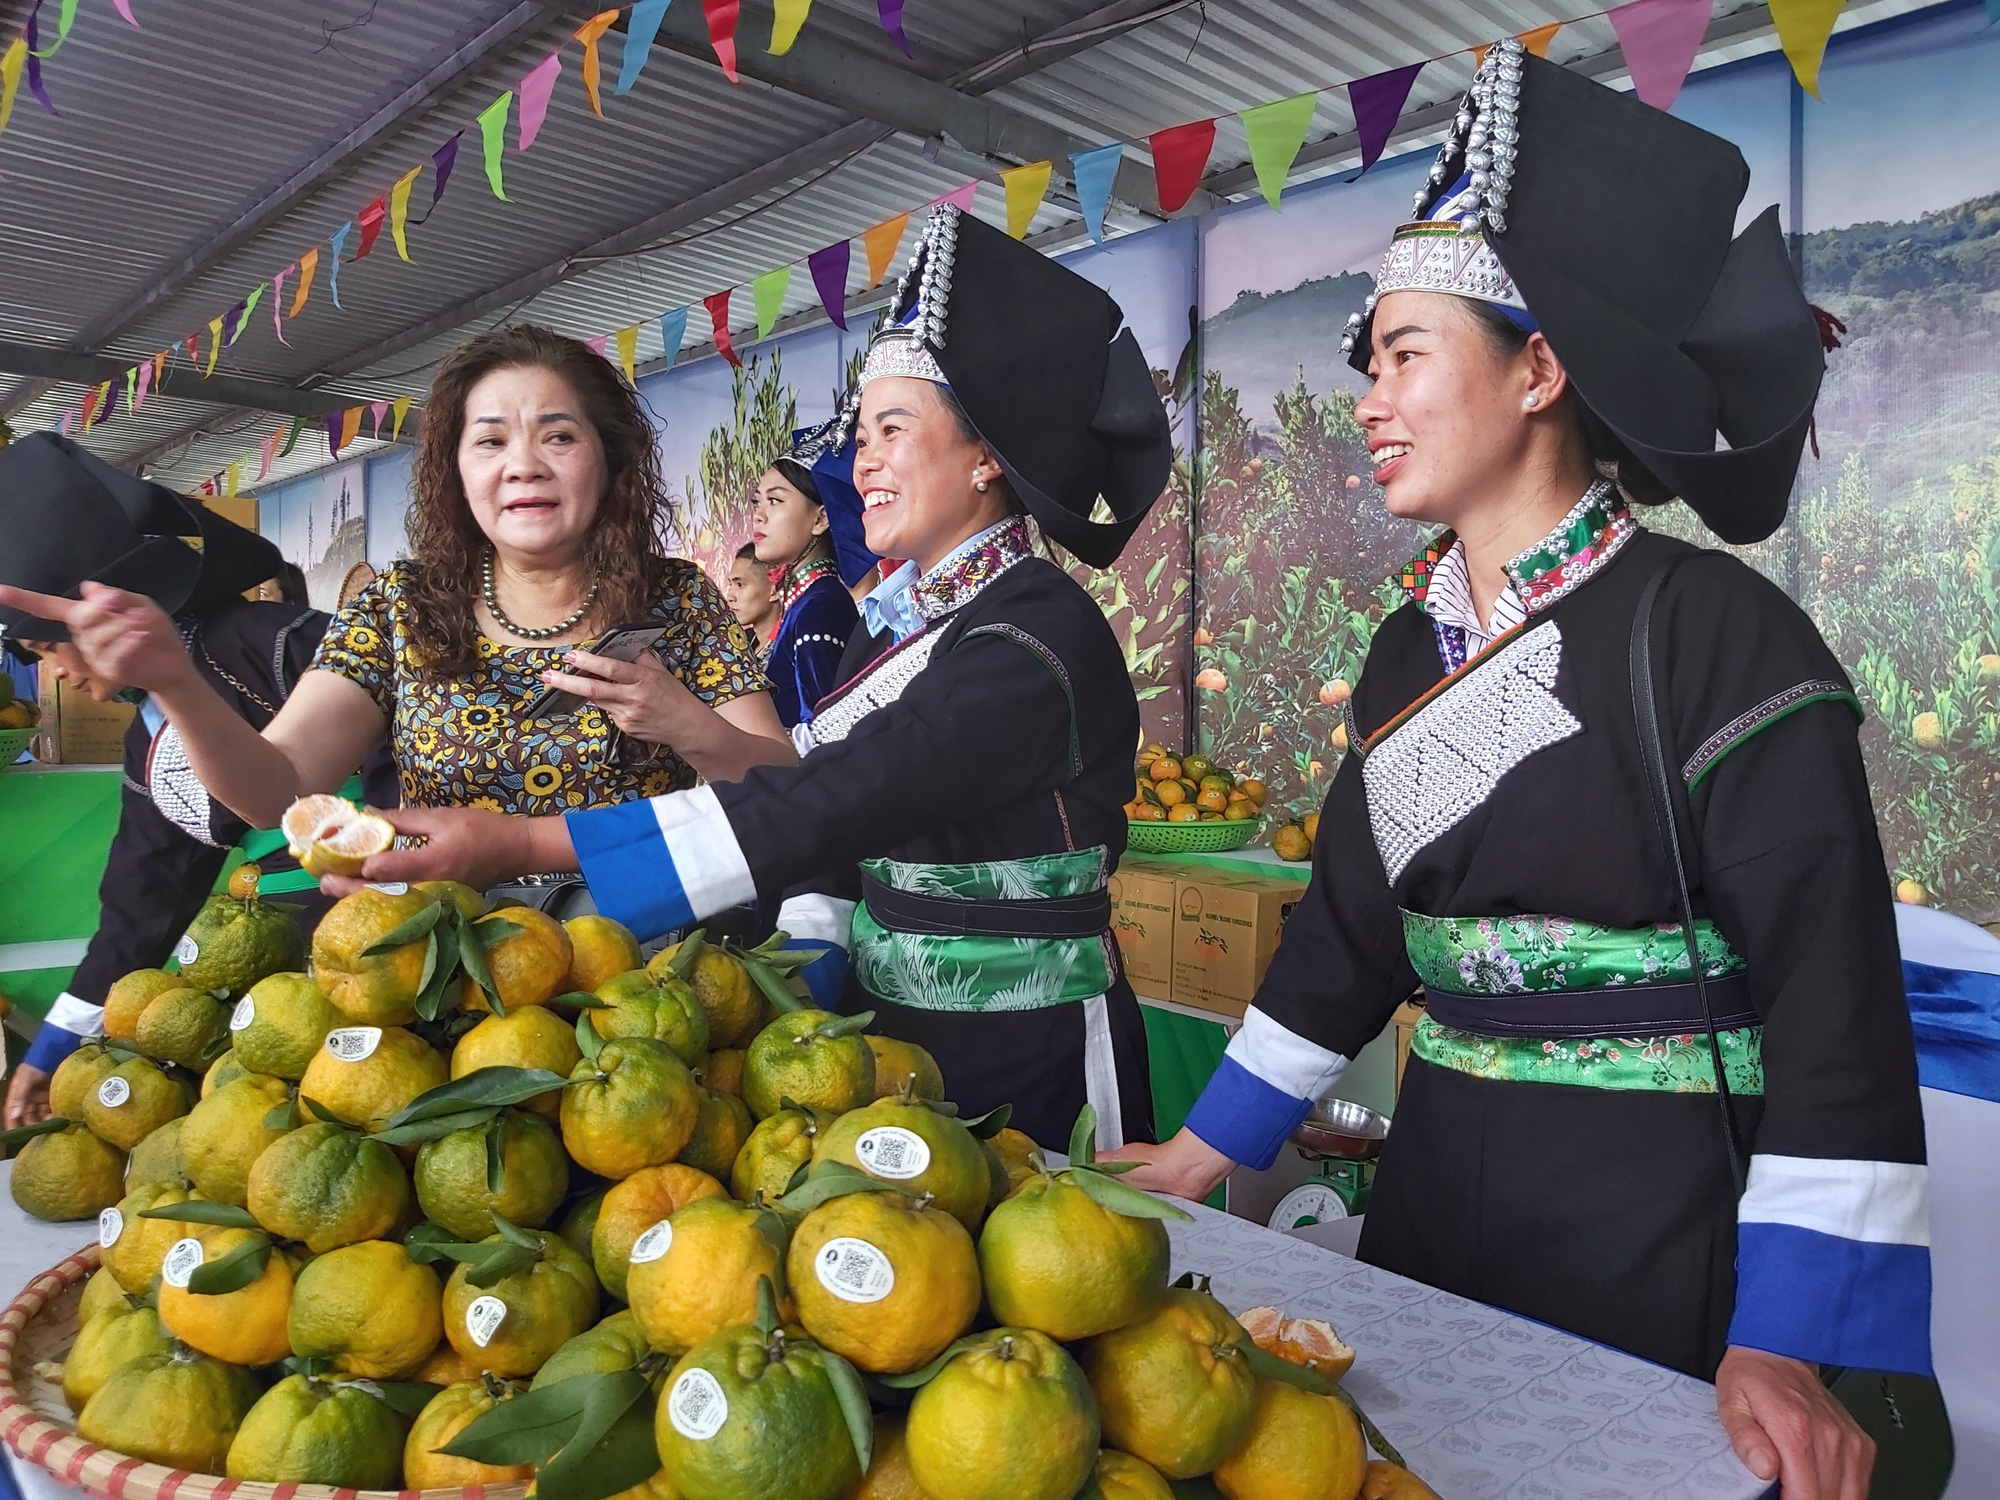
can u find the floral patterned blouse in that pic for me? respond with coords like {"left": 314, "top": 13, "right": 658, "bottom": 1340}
{"left": 313, "top": 558, "right": 767, "bottom": 813}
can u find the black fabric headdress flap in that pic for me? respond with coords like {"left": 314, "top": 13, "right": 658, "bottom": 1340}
{"left": 893, "top": 207, "right": 1172, "bottom": 568}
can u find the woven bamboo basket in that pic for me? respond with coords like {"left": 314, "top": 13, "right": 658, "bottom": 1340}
{"left": 0, "top": 1243, "right": 527, "bottom": 1500}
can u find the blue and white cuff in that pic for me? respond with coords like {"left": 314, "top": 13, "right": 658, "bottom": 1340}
{"left": 23, "top": 991, "right": 105, "bottom": 1072}
{"left": 1183, "top": 1008, "right": 1350, "bottom": 1170}
{"left": 776, "top": 895, "right": 855, "bottom": 1011}
{"left": 565, "top": 786, "right": 757, "bottom": 942}
{"left": 1730, "top": 1153, "right": 1933, "bottom": 1374}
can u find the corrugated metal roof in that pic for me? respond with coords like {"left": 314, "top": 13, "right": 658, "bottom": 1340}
{"left": 0, "top": 0, "right": 1936, "bottom": 494}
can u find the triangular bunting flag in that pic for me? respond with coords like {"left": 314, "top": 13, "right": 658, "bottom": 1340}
{"left": 123, "top": 367, "right": 136, "bottom": 413}
{"left": 861, "top": 213, "right": 909, "bottom": 287}
{"left": 587, "top": 334, "right": 609, "bottom": 356}
{"left": 390, "top": 397, "right": 413, "bottom": 442}
{"left": 339, "top": 406, "right": 364, "bottom": 453}
{"left": 328, "top": 221, "right": 353, "bottom": 308}
{"left": 369, "top": 400, "right": 390, "bottom": 439}
{"left": 477, "top": 92, "right": 513, "bottom": 199}
{"left": 431, "top": 132, "right": 461, "bottom": 207}
{"left": 150, "top": 349, "right": 166, "bottom": 391}
{"left": 133, "top": 357, "right": 151, "bottom": 409}
{"left": 934, "top": 181, "right": 977, "bottom": 213}
{"left": 291, "top": 246, "right": 318, "bottom": 316}
{"left": 878, "top": 0, "right": 911, "bottom": 57}
{"left": 258, "top": 430, "right": 278, "bottom": 481}
{"left": 704, "top": 0, "right": 741, "bottom": 82}
{"left": 615, "top": 324, "right": 639, "bottom": 382}
{"left": 111, "top": 0, "right": 138, "bottom": 27}
{"left": 1070, "top": 142, "right": 1122, "bottom": 245}
{"left": 205, "top": 316, "right": 224, "bottom": 375}
{"left": 1149, "top": 118, "right": 1215, "bottom": 213}
{"left": 236, "top": 285, "right": 264, "bottom": 342}
{"left": 1768, "top": 0, "right": 1843, "bottom": 96}
{"left": 517, "top": 51, "right": 561, "bottom": 151}
{"left": 90, "top": 380, "right": 111, "bottom": 427}
{"left": 772, "top": 0, "right": 811, "bottom": 54}
{"left": 1519, "top": 22, "right": 1563, "bottom": 57}
{"left": 807, "top": 241, "right": 850, "bottom": 329}
{"left": 78, "top": 383, "right": 99, "bottom": 428}
{"left": 705, "top": 289, "right": 740, "bottom": 367}
{"left": 658, "top": 307, "right": 689, "bottom": 365}
{"left": 272, "top": 264, "right": 293, "bottom": 346}
{"left": 354, "top": 196, "right": 388, "bottom": 260}
{"left": 575, "top": 11, "right": 619, "bottom": 115}
{"left": 0, "top": 39, "right": 27, "bottom": 141}
{"left": 752, "top": 264, "right": 791, "bottom": 340}
{"left": 220, "top": 298, "right": 247, "bottom": 347}
{"left": 1349, "top": 62, "right": 1425, "bottom": 175}
{"left": 389, "top": 165, "right": 423, "bottom": 261}
{"left": 1240, "top": 91, "right": 1318, "bottom": 210}
{"left": 1606, "top": 0, "right": 1711, "bottom": 111}
{"left": 325, "top": 413, "right": 345, "bottom": 456}
{"left": 226, "top": 462, "right": 241, "bottom": 498}
{"left": 617, "top": 0, "right": 671, "bottom": 94}
{"left": 1001, "top": 160, "right": 1053, "bottom": 238}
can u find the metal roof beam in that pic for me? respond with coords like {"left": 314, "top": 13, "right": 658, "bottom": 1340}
{"left": 0, "top": 0, "right": 566, "bottom": 419}
{"left": 0, "top": 340, "right": 385, "bottom": 422}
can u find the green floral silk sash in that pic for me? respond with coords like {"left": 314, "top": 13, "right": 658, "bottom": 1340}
{"left": 1402, "top": 911, "right": 1765, "bottom": 1094}
{"left": 851, "top": 849, "right": 1113, "bottom": 1012}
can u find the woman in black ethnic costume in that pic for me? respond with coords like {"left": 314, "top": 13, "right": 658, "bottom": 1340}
{"left": 301, "top": 206, "right": 1176, "bottom": 1154}
{"left": 0, "top": 433, "right": 396, "bottom": 1124}
{"left": 1112, "top": 44, "right": 1928, "bottom": 1500}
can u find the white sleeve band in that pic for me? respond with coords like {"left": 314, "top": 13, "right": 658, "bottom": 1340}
{"left": 776, "top": 895, "right": 857, "bottom": 950}
{"left": 1738, "top": 1154, "right": 1930, "bottom": 1247}
{"left": 1222, "top": 1006, "right": 1351, "bottom": 1102}
{"left": 146, "top": 723, "right": 224, "bottom": 847}
{"left": 652, "top": 785, "right": 758, "bottom": 919}
{"left": 45, "top": 991, "right": 106, "bottom": 1037}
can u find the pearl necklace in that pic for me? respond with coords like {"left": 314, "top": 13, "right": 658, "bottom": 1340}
{"left": 481, "top": 551, "right": 601, "bottom": 641}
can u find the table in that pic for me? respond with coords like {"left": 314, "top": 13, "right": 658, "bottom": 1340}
{"left": 0, "top": 1163, "right": 1769, "bottom": 1500}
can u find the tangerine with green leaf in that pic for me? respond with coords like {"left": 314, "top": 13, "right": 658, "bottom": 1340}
{"left": 442, "top": 1226, "right": 600, "bottom": 1377}
{"left": 532, "top": 1307, "right": 652, "bottom": 1389}
{"left": 1210, "top": 1378, "right": 1366, "bottom": 1500}
{"left": 404, "top": 1377, "right": 536, "bottom": 1489}
{"left": 465, "top": 907, "right": 573, "bottom": 1013}
{"left": 157, "top": 1226, "right": 296, "bottom": 1367}
{"left": 561, "top": 1037, "right": 701, "bottom": 1179}
{"left": 742, "top": 1009, "right": 876, "bottom": 1121}
{"left": 288, "top": 1238, "right": 445, "bottom": 1378}
{"left": 1079, "top": 1288, "right": 1257, "bottom": 1478}
{"left": 650, "top": 935, "right": 762, "bottom": 1049}
{"left": 415, "top": 1108, "right": 569, "bottom": 1242}
{"left": 225, "top": 1372, "right": 405, "bottom": 1487}
{"left": 298, "top": 1023, "right": 448, "bottom": 1132}
{"left": 591, "top": 969, "right": 711, "bottom": 1067}
{"left": 979, "top": 1169, "right": 1173, "bottom": 1340}
{"left": 102, "top": 1179, "right": 204, "bottom": 1293}
{"left": 628, "top": 1196, "right": 793, "bottom": 1357}
{"left": 905, "top": 1328, "right": 1099, "bottom": 1500}
{"left": 135, "top": 986, "right": 231, "bottom": 1071}
{"left": 247, "top": 1121, "right": 412, "bottom": 1252}
{"left": 730, "top": 1105, "right": 834, "bottom": 1204}
{"left": 811, "top": 1093, "right": 991, "bottom": 1233}
{"left": 82, "top": 1055, "right": 194, "bottom": 1151}
{"left": 310, "top": 886, "right": 436, "bottom": 1026}
{"left": 451, "top": 1006, "right": 582, "bottom": 1119}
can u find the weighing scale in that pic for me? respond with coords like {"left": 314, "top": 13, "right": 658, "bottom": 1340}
{"left": 1267, "top": 1098, "right": 1390, "bottom": 1231}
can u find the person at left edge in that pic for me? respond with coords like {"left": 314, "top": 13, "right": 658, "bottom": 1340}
{"left": 291, "top": 206, "right": 1175, "bottom": 1152}
{"left": 0, "top": 433, "right": 398, "bottom": 1126}
{"left": 750, "top": 424, "right": 874, "bottom": 729}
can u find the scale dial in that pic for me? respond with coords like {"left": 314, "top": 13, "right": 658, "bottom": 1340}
{"left": 1269, "top": 1182, "right": 1350, "bottom": 1231}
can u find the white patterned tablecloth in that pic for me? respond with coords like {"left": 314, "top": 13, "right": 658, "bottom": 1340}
{"left": 1166, "top": 1199, "right": 1773, "bottom": 1499}
{"left": 2, "top": 1164, "right": 1768, "bottom": 1500}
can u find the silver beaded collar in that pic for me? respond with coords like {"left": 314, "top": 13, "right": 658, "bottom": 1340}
{"left": 1342, "top": 37, "right": 1527, "bottom": 360}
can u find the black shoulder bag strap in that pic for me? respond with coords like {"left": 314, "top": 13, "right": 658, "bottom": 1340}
{"left": 1630, "top": 558, "right": 1749, "bottom": 1196}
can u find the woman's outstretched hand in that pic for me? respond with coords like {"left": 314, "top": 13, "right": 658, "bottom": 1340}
{"left": 1098, "top": 1127, "right": 1237, "bottom": 1203}
{"left": 0, "top": 581, "right": 195, "bottom": 694}
{"left": 317, "top": 805, "right": 577, "bottom": 897}
{"left": 1715, "top": 1346, "right": 1875, "bottom": 1500}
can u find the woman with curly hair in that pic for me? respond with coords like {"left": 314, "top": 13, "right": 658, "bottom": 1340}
{"left": 0, "top": 325, "right": 788, "bottom": 848}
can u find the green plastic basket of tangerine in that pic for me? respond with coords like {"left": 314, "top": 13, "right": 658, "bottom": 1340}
{"left": 1124, "top": 746, "right": 1268, "bottom": 854}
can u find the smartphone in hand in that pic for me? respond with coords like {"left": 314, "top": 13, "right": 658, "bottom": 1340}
{"left": 522, "top": 624, "right": 669, "bottom": 719}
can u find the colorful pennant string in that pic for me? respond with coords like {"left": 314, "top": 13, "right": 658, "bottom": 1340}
{"left": 615, "top": 323, "right": 639, "bottom": 382}
{"left": 390, "top": 397, "right": 413, "bottom": 442}
{"left": 934, "top": 181, "right": 978, "bottom": 213}
{"left": 369, "top": 400, "right": 390, "bottom": 439}
{"left": 327, "top": 221, "right": 352, "bottom": 309}
{"left": 291, "top": 247, "right": 318, "bottom": 317}
{"left": 204, "top": 317, "right": 223, "bottom": 375}
{"left": 354, "top": 195, "right": 388, "bottom": 261}
{"left": 389, "top": 165, "right": 423, "bottom": 261}
{"left": 430, "top": 133, "right": 461, "bottom": 209}
{"left": 339, "top": 407, "right": 363, "bottom": 453}
{"left": 1769, "top": 0, "right": 1844, "bottom": 96}
{"left": 878, "top": 0, "right": 912, "bottom": 57}
{"left": 1150, "top": 118, "right": 1216, "bottom": 214}
{"left": 1240, "top": 92, "right": 1318, "bottom": 210}
{"left": 1001, "top": 160, "right": 1053, "bottom": 239}
{"left": 272, "top": 263, "right": 293, "bottom": 345}
{"left": 617, "top": 0, "right": 671, "bottom": 94}
{"left": 1070, "top": 142, "right": 1123, "bottom": 245}
{"left": 807, "top": 241, "right": 850, "bottom": 329}
{"left": 0, "top": 40, "right": 27, "bottom": 138}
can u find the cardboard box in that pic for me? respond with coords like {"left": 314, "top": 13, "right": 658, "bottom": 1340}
{"left": 1170, "top": 872, "right": 1301, "bottom": 1018}
{"left": 1109, "top": 860, "right": 1178, "bottom": 995}
{"left": 33, "top": 677, "right": 135, "bottom": 764}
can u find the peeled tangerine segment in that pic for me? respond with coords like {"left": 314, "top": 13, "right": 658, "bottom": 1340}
{"left": 281, "top": 794, "right": 394, "bottom": 861}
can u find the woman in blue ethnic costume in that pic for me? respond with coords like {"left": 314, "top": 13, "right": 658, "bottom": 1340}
{"left": 751, "top": 425, "right": 872, "bottom": 729}
{"left": 1114, "top": 45, "right": 1926, "bottom": 1497}
{"left": 334, "top": 206, "right": 1174, "bottom": 1153}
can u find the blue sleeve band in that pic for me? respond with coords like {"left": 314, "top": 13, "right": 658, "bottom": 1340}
{"left": 23, "top": 1022, "right": 84, "bottom": 1073}
{"left": 785, "top": 941, "right": 849, "bottom": 1010}
{"left": 1182, "top": 1055, "right": 1314, "bottom": 1171}
{"left": 1729, "top": 1222, "right": 1933, "bottom": 1375}
{"left": 565, "top": 802, "right": 694, "bottom": 941}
